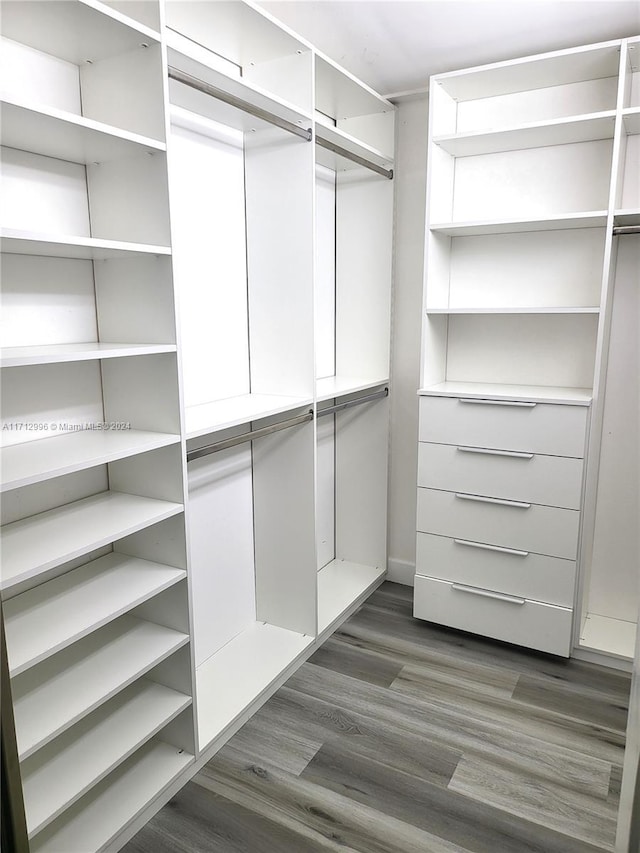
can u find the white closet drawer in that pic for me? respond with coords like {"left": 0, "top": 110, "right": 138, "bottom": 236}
{"left": 413, "top": 574, "right": 573, "bottom": 657}
{"left": 419, "top": 396, "right": 588, "bottom": 458}
{"left": 416, "top": 532, "right": 576, "bottom": 607}
{"left": 416, "top": 487, "right": 580, "bottom": 560}
{"left": 417, "top": 442, "right": 583, "bottom": 509}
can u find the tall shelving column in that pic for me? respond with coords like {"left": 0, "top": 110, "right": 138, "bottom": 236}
{"left": 415, "top": 40, "right": 623, "bottom": 656}
{"left": 0, "top": 2, "right": 196, "bottom": 850}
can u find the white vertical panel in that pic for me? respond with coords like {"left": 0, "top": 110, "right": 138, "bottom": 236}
{"left": 116, "top": 513, "right": 187, "bottom": 572}
{"left": 253, "top": 420, "right": 317, "bottom": 635}
{"left": 168, "top": 120, "right": 250, "bottom": 407}
{"left": 336, "top": 171, "right": 393, "bottom": 379}
{"left": 316, "top": 415, "right": 335, "bottom": 570}
{"left": 588, "top": 238, "right": 640, "bottom": 623}
{"left": 0, "top": 255, "right": 96, "bottom": 348}
{"left": 109, "top": 444, "right": 184, "bottom": 503}
{"left": 336, "top": 398, "right": 388, "bottom": 568}
{"left": 315, "top": 164, "right": 336, "bottom": 379}
{"left": 0, "top": 37, "right": 81, "bottom": 113}
{"left": 187, "top": 446, "right": 256, "bottom": 667}
{"left": 620, "top": 135, "right": 640, "bottom": 209}
{"left": 0, "top": 147, "right": 90, "bottom": 236}
{"left": 337, "top": 112, "right": 395, "bottom": 157}
{"left": 0, "top": 468, "right": 107, "bottom": 527}
{"left": 245, "top": 128, "right": 315, "bottom": 397}
{"left": 101, "top": 353, "right": 181, "bottom": 434}
{"left": 244, "top": 51, "right": 313, "bottom": 115}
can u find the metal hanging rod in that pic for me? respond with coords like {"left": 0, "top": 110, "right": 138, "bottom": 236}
{"left": 316, "top": 135, "right": 393, "bottom": 180}
{"left": 317, "top": 387, "right": 389, "bottom": 418}
{"left": 168, "top": 66, "right": 313, "bottom": 142}
{"left": 613, "top": 225, "right": 640, "bottom": 236}
{"left": 187, "top": 410, "right": 313, "bottom": 462}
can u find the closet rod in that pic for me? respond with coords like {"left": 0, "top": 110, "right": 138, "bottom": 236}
{"left": 613, "top": 225, "right": 640, "bottom": 236}
{"left": 168, "top": 67, "right": 313, "bottom": 142}
{"left": 316, "top": 136, "right": 393, "bottom": 180}
{"left": 317, "top": 387, "right": 389, "bottom": 418}
{"left": 187, "top": 410, "right": 313, "bottom": 462}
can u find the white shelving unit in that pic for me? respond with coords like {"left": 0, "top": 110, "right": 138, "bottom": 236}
{"left": 416, "top": 36, "right": 638, "bottom": 659}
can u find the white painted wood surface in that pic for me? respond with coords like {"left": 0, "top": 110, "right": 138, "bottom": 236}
{"left": 317, "top": 560, "right": 386, "bottom": 634}
{"left": 316, "top": 415, "right": 336, "bottom": 570}
{"left": 185, "top": 394, "right": 312, "bottom": 438}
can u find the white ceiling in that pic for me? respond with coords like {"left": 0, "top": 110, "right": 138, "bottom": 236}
{"left": 258, "top": 0, "right": 640, "bottom": 97}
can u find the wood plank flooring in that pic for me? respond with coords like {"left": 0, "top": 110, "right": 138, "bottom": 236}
{"left": 124, "top": 582, "right": 631, "bottom": 853}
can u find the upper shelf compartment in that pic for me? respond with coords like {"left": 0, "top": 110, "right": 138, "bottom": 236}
{"left": 431, "top": 40, "right": 622, "bottom": 136}
{"left": 0, "top": 0, "right": 166, "bottom": 141}
{"left": 165, "top": 0, "right": 313, "bottom": 121}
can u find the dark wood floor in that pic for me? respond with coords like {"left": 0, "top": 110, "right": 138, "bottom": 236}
{"left": 124, "top": 582, "right": 631, "bottom": 853}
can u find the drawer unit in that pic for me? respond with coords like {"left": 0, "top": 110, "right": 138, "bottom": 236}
{"left": 413, "top": 575, "right": 573, "bottom": 657}
{"left": 416, "top": 532, "right": 577, "bottom": 607}
{"left": 419, "top": 395, "right": 588, "bottom": 458}
{"left": 417, "top": 442, "right": 583, "bottom": 509}
{"left": 417, "top": 487, "right": 580, "bottom": 560}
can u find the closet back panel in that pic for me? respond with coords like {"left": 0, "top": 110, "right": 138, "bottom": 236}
{"left": 316, "top": 415, "right": 336, "bottom": 571}
{"left": 0, "top": 37, "right": 81, "bottom": 111}
{"left": 315, "top": 164, "right": 336, "bottom": 380}
{"left": 588, "top": 237, "right": 640, "bottom": 623}
{"left": 187, "top": 446, "right": 256, "bottom": 668}
{"left": 168, "top": 120, "right": 250, "bottom": 407}
{"left": 619, "top": 135, "right": 640, "bottom": 209}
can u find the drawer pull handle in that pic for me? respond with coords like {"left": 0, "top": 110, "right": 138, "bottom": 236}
{"left": 453, "top": 538, "right": 529, "bottom": 557}
{"left": 456, "top": 446, "right": 534, "bottom": 460}
{"left": 454, "top": 492, "right": 531, "bottom": 509}
{"left": 452, "top": 583, "right": 526, "bottom": 605}
{"left": 458, "top": 398, "right": 537, "bottom": 408}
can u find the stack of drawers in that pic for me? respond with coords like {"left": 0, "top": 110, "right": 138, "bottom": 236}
{"left": 414, "top": 394, "right": 589, "bottom": 656}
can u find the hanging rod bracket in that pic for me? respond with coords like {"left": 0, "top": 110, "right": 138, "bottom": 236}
{"left": 317, "top": 386, "right": 389, "bottom": 418}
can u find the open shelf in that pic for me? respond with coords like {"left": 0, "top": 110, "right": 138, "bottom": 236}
{"left": 1, "top": 430, "right": 180, "bottom": 493}
{"left": 425, "top": 307, "right": 600, "bottom": 315}
{"left": 196, "top": 622, "right": 313, "bottom": 749}
{"left": 317, "top": 559, "right": 385, "bottom": 637}
{"left": 315, "top": 119, "right": 393, "bottom": 171}
{"left": 13, "top": 616, "right": 189, "bottom": 761}
{"left": 433, "top": 111, "right": 616, "bottom": 157}
{"left": 315, "top": 376, "right": 388, "bottom": 403}
{"left": 30, "top": 739, "right": 193, "bottom": 853}
{"left": 430, "top": 211, "right": 608, "bottom": 236}
{"left": 185, "top": 393, "right": 312, "bottom": 439}
{"left": 1, "top": 492, "right": 183, "bottom": 594}
{"left": 0, "top": 0, "right": 161, "bottom": 65}
{"left": 315, "top": 52, "right": 391, "bottom": 120}
{"left": 4, "top": 553, "right": 186, "bottom": 675}
{"left": 23, "top": 680, "right": 190, "bottom": 838}
{"left": 0, "top": 97, "right": 165, "bottom": 164}
{"left": 0, "top": 229, "right": 171, "bottom": 260}
{"left": 580, "top": 613, "right": 637, "bottom": 659}
{"left": 622, "top": 107, "right": 640, "bottom": 135}
{"left": 614, "top": 208, "right": 640, "bottom": 226}
{"left": 419, "top": 381, "right": 593, "bottom": 406}
{"left": 0, "top": 342, "right": 176, "bottom": 368}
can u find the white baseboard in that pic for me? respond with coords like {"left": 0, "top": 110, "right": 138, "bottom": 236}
{"left": 387, "top": 558, "right": 415, "bottom": 586}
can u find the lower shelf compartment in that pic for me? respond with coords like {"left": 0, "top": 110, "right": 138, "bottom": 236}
{"left": 196, "top": 622, "right": 314, "bottom": 750}
{"left": 579, "top": 612, "right": 637, "bottom": 659}
{"left": 30, "top": 739, "right": 193, "bottom": 853}
{"left": 317, "top": 559, "right": 386, "bottom": 636}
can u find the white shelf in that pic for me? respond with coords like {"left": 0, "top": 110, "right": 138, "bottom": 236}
{"left": 185, "top": 393, "right": 312, "bottom": 440}
{"left": 315, "top": 119, "right": 393, "bottom": 171}
{"left": 315, "top": 52, "right": 393, "bottom": 119}
{"left": 622, "top": 107, "right": 640, "bottom": 135}
{"left": 0, "top": 97, "right": 165, "bottom": 164}
{"left": 23, "top": 680, "right": 190, "bottom": 837}
{"left": 425, "top": 306, "right": 600, "bottom": 315}
{"left": 5, "top": 553, "right": 186, "bottom": 675}
{"left": 1, "top": 430, "right": 180, "bottom": 493}
{"left": 1, "top": 492, "right": 183, "bottom": 594}
{"left": 30, "top": 739, "right": 193, "bottom": 853}
{"left": 0, "top": 342, "right": 176, "bottom": 368}
{"left": 196, "top": 622, "right": 313, "bottom": 749}
{"left": 13, "top": 616, "right": 189, "bottom": 761}
{"left": 430, "top": 212, "right": 608, "bottom": 236}
{"left": 419, "top": 381, "right": 593, "bottom": 406}
{"left": 1, "top": 0, "right": 161, "bottom": 65}
{"left": 433, "top": 112, "right": 616, "bottom": 157}
{"left": 317, "top": 559, "right": 385, "bottom": 636}
{"left": 0, "top": 229, "right": 171, "bottom": 260}
{"left": 315, "top": 376, "right": 389, "bottom": 403}
{"left": 615, "top": 208, "right": 640, "bottom": 226}
{"left": 580, "top": 613, "right": 637, "bottom": 659}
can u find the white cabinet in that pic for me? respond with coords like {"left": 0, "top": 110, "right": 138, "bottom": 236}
{"left": 415, "top": 36, "right": 639, "bottom": 659}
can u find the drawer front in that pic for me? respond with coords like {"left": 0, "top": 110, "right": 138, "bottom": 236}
{"left": 416, "top": 532, "right": 576, "bottom": 607}
{"left": 417, "top": 487, "right": 580, "bottom": 560}
{"left": 413, "top": 574, "right": 572, "bottom": 657}
{"left": 419, "top": 396, "right": 588, "bottom": 458}
{"left": 417, "top": 442, "right": 583, "bottom": 509}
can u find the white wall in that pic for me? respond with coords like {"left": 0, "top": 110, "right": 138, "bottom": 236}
{"left": 387, "top": 94, "right": 429, "bottom": 586}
